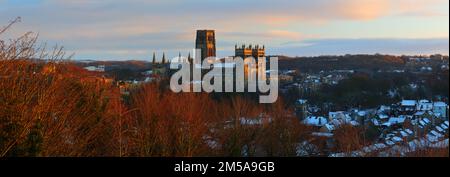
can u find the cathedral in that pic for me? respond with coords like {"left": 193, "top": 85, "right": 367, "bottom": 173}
{"left": 195, "top": 30, "right": 216, "bottom": 62}
{"left": 235, "top": 44, "right": 265, "bottom": 60}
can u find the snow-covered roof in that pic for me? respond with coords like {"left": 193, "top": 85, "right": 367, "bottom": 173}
{"left": 303, "top": 116, "right": 328, "bottom": 127}
{"left": 240, "top": 117, "right": 266, "bottom": 125}
{"left": 429, "top": 139, "right": 449, "bottom": 148}
{"left": 430, "top": 130, "right": 443, "bottom": 138}
{"left": 426, "top": 135, "right": 438, "bottom": 143}
{"left": 362, "top": 146, "right": 373, "bottom": 153}
{"left": 350, "top": 120, "right": 360, "bottom": 126}
{"left": 418, "top": 99, "right": 430, "bottom": 103}
{"left": 392, "top": 137, "right": 403, "bottom": 142}
{"left": 357, "top": 111, "right": 367, "bottom": 117}
{"left": 414, "top": 111, "right": 425, "bottom": 116}
{"left": 378, "top": 114, "right": 389, "bottom": 119}
{"left": 84, "top": 66, "right": 105, "bottom": 72}
{"left": 297, "top": 99, "right": 307, "bottom": 104}
{"left": 417, "top": 102, "right": 433, "bottom": 111}
{"left": 387, "top": 117, "right": 406, "bottom": 124}
{"left": 433, "top": 102, "right": 447, "bottom": 107}
{"left": 371, "top": 119, "right": 380, "bottom": 126}
{"left": 400, "top": 131, "right": 408, "bottom": 137}
{"left": 436, "top": 126, "right": 444, "bottom": 133}
{"left": 385, "top": 140, "right": 395, "bottom": 146}
{"left": 386, "top": 133, "right": 395, "bottom": 138}
{"left": 329, "top": 111, "right": 343, "bottom": 118}
{"left": 380, "top": 105, "right": 391, "bottom": 111}
{"left": 374, "top": 143, "right": 387, "bottom": 149}
{"left": 401, "top": 100, "right": 417, "bottom": 106}
{"left": 419, "top": 120, "right": 427, "bottom": 126}
{"left": 324, "top": 123, "right": 336, "bottom": 131}
{"left": 405, "top": 129, "right": 413, "bottom": 135}
{"left": 382, "top": 122, "right": 393, "bottom": 127}
{"left": 329, "top": 111, "right": 352, "bottom": 121}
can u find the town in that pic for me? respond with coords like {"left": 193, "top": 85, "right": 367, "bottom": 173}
{"left": 77, "top": 30, "right": 449, "bottom": 157}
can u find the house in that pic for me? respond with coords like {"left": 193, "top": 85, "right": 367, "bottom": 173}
{"left": 371, "top": 119, "right": 380, "bottom": 126}
{"left": 414, "top": 111, "right": 425, "bottom": 117}
{"left": 378, "top": 105, "right": 391, "bottom": 114}
{"left": 355, "top": 111, "right": 369, "bottom": 124}
{"left": 320, "top": 123, "right": 336, "bottom": 133}
{"left": 435, "top": 126, "right": 445, "bottom": 133}
{"left": 423, "top": 118, "right": 431, "bottom": 124}
{"left": 320, "top": 117, "right": 359, "bottom": 133}
{"left": 404, "top": 129, "right": 414, "bottom": 135}
{"left": 414, "top": 111, "right": 435, "bottom": 122}
{"left": 328, "top": 111, "right": 352, "bottom": 121}
{"left": 382, "top": 117, "right": 406, "bottom": 127}
{"left": 303, "top": 116, "right": 328, "bottom": 127}
{"left": 418, "top": 118, "right": 431, "bottom": 128}
{"left": 400, "top": 131, "right": 408, "bottom": 138}
{"left": 400, "top": 100, "right": 417, "bottom": 112}
{"left": 417, "top": 100, "right": 433, "bottom": 111}
{"left": 377, "top": 114, "right": 389, "bottom": 120}
{"left": 433, "top": 102, "right": 448, "bottom": 119}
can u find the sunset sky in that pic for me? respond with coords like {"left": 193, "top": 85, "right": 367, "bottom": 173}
{"left": 1, "top": 0, "right": 449, "bottom": 60}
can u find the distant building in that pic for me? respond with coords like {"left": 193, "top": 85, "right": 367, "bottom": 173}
{"left": 430, "top": 54, "right": 443, "bottom": 60}
{"left": 433, "top": 102, "right": 448, "bottom": 119}
{"left": 84, "top": 65, "right": 105, "bottom": 72}
{"left": 150, "top": 52, "right": 169, "bottom": 78}
{"left": 196, "top": 30, "right": 216, "bottom": 62}
{"left": 234, "top": 44, "right": 267, "bottom": 82}
{"left": 400, "top": 100, "right": 417, "bottom": 113}
{"left": 235, "top": 44, "right": 265, "bottom": 60}
{"left": 296, "top": 99, "right": 308, "bottom": 120}
{"left": 303, "top": 116, "right": 328, "bottom": 127}
{"left": 417, "top": 100, "right": 433, "bottom": 111}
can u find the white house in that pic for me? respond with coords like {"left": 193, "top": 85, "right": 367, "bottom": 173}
{"left": 417, "top": 100, "right": 433, "bottom": 111}
{"left": 304, "top": 116, "right": 328, "bottom": 127}
{"left": 329, "top": 111, "right": 352, "bottom": 121}
{"left": 382, "top": 117, "right": 406, "bottom": 127}
{"left": 433, "top": 102, "right": 447, "bottom": 119}
{"left": 401, "top": 100, "right": 417, "bottom": 112}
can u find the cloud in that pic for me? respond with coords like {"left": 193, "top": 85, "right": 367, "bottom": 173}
{"left": 267, "top": 30, "right": 302, "bottom": 40}
{"left": 1, "top": 0, "right": 448, "bottom": 59}
{"left": 274, "top": 38, "right": 449, "bottom": 56}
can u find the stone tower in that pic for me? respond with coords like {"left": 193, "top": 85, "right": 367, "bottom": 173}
{"left": 196, "top": 30, "right": 216, "bottom": 62}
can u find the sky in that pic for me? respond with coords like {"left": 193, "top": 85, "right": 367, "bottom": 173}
{"left": 0, "top": 0, "right": 449, "bottom": 60}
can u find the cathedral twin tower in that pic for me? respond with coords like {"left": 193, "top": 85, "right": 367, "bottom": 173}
{"left": 195, "top": 30, "right": 217, "bottom": 61}
{"left": 152, "top": 29, "right": 265, "bottom": 63}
